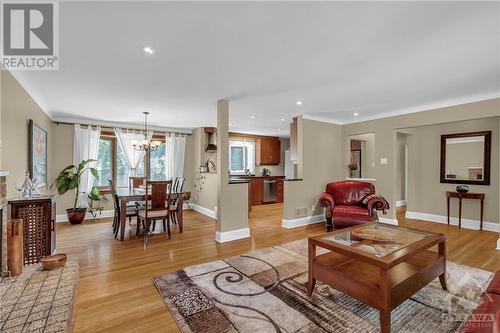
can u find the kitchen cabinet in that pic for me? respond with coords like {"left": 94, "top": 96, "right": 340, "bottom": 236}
{"left": 276, "top": 178, "right": 284, "bottom": 203}
{"left": 256, "top": 137, "right": 281, "bottom": 165}
{"left": 251, "top": 178, "right": 263, "bottom": 206}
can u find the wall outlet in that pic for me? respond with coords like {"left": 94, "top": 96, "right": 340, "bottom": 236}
{"left": 380, "top": 158, "right": 388, "bottom": 165}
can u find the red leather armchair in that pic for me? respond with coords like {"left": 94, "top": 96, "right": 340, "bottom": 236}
{"left": 319, "top": 180, "right": 389, "bottom": 231}
{"left": 461, "top": 271, "right": 500, "bottom": 333}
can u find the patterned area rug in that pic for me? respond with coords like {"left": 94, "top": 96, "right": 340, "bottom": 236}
{"left": 154, "top": 239, "right": 493, "bottom": 333}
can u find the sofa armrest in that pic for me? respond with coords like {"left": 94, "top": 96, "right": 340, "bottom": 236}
{"left": 319, "top": 192, "right": 335, "bottom": 215}
{"left": 366, "top": 196, "right": 389, "bottom": 216}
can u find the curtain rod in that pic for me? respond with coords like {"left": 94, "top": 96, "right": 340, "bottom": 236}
{"left": 53, "top": 119, "right": 192, "bottom": 135}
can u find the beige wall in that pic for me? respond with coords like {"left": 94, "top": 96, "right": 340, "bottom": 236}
{"left": 342, "top": 98, "right": 500, "bottom": 221}
{"left": 284, "top": 117, "right": 343, "bottom": 220}
{"left": 403, "top": 118, "right": 499, "bottom": 223}
{"left": 1, "top": 71, "right": 54, "bottom": 199}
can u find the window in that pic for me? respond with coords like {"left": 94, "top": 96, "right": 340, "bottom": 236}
{"left": 229, "top": 140, "right": 255, "bottom": 175}
{"left": 93, "top": 131, "right": 165, "bottom": 190}
{"left": 149, "top": 142, "right": 166, "bottom": 180}
{"left": 93, "top": 138, "right": 113, "bottom": 187}
{"left": 116, "top": 144, "right": 145, "bottom": 187}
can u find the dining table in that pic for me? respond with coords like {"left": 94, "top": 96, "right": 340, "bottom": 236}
{"left": 115, "top": 187, "right": 188, "bottom": 241}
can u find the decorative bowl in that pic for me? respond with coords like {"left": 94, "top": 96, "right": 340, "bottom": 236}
{"left": 456, "top": 185, "right": 469, "bottom": 193}
{"left": 42, "top": 254, "right": 67, "bottom": 270}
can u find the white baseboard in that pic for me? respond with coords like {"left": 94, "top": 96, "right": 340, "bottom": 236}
{"left": 497, "top": 238, "right": 500, "bottom": 250}
{"left": 215, "top": 227, "right": 250, "bottom": 243}
{"left": 396, "top": 200, "right": 407, "bottom": 207}
{"left": 190, "top": 203, "right": 217, "bottom": 220}
{"left": 379, "top": 217, "right": 399, "bottom": 225}
{"left": 405, "top": 211, "right": 499, "bottom": 232}
{"left": 281, "top": 214, "right": 325, "bottom": 229}
{"left": 56, "top": 204, "right": 191, "bottom": 223}
{"left": 56, "top": 210, "right": 114, "bottom": 223}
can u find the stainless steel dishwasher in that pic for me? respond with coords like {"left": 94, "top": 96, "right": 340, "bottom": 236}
{"left": 263, "top": 178, "right": 277, "bottom": 203}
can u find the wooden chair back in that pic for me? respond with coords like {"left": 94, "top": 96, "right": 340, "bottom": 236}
{"left": 145, "top": 180, "right": 172, "bottom": 214}
{"left": 108, "top": 179, "right": 120, "bottom": 213}
{"left": 129, "top": 176, "right": 146, "bottom": 189}
{"left": 175, "top": 177, "right": 185, "bottom": 192}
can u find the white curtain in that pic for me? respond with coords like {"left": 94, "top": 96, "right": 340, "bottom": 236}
{"left": 165, "top": 133, "right": 186, "bottom": 180}
{"left": 114, "top": 128, "right": 153, "bottom": 176}
{"left": 73, "top": 124, "right": 101, "bottom": 207}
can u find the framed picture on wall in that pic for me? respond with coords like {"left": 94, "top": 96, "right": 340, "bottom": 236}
{"left": 28, "top": 119, "right": 48, "bottom": 188}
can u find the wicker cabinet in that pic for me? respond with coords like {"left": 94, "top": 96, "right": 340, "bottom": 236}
{"left": 8, "top": 195, "right": 56, "bottom": 265}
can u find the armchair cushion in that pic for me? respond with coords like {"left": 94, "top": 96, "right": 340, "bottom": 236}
{"left": 334, "top": 205, "right": 370, "bottom": 216}
{"left": 326, "top": 181, "right": 375, "bottom": 206}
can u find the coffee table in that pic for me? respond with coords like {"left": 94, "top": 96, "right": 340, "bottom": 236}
{"left": 307, "top": 223, "right": 447, "bottom": 333}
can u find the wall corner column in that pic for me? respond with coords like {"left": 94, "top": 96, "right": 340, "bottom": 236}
{"left": 215, "top": 99, "right": 249, "bottom": 243}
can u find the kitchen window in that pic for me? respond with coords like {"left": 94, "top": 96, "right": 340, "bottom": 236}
{"left": 229, "top": 140, "right": 255, "bottom": 175}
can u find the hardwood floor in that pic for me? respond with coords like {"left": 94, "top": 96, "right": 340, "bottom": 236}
{"left": 56, "top": 204, "right": 500, "bottom": 333}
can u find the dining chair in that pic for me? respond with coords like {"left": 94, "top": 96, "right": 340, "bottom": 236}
{"left": 129, "top": 176, "right": 146, "bottom": 189}
{"left": 169, "top": 177, "right": 185, "bottom": 228}
{"left": 138, "top": 180, "right": 173, "bottom": 245}
{"left": 109, "top": 179, "right": 139, "bottom": 239}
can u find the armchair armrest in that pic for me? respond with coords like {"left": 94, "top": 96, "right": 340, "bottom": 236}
{"left": 366, "top": 196, "right": 389, "bottom": 216}
{"left": 319, "top": 192, "right": 335, "bottom": 214}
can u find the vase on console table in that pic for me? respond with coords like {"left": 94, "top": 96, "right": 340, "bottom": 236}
{"left": 456, "top": 185, "right": 469, "bottom": 193}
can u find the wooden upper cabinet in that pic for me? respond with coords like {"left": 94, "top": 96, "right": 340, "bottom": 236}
{"left": 256, "top": 137, "right": 281, "bottom": 165}
{"left": 290, "top": 117, "right": 298, "bottom": 161}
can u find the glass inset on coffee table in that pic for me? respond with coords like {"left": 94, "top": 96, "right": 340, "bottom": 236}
{"left": 321, "top": 223, "right": 433, "bottom": 257}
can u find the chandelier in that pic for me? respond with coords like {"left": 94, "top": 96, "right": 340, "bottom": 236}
{"left": 132, "top": 112, "right": 162, "bottom": 151}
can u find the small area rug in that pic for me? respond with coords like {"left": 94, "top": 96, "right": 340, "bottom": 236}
{"left": 154, "top": 239, "right": 493, "bottom": 333}
{"left": 0, "top": 257, "right": 79, "bottom": 332}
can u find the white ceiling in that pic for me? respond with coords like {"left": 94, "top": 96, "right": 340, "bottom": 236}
{"left": 12, "top": 1, "right": 500, "bottom": 136}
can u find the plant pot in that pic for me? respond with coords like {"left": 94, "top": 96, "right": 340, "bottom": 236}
{"left": 349, "top": 170, "right": 356, "bottom": 178}
{"left": 66, "top": 208, "right": 86, "bottom": 225}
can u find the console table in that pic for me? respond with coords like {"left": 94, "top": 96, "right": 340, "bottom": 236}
{"left": 446, "top": 191, "right": 485, "bottom": 230}
{"left": 8, "top": 195, "right": 56, "bottom": 264}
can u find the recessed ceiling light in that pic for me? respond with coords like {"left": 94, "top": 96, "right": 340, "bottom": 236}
{"left": 296, "top": 100, "right": 303, "bottom": 106}
{"left": 353, "top": 112, "right": 359, "bottom": 117}
{"left": 280, "top": 118, "right": 286, "bottom": 122}
{"left": 142, "top": 46, "right": 155, "bottom": 55}
{"left": 250, "top": 115, "right": 256, "bottom": 119}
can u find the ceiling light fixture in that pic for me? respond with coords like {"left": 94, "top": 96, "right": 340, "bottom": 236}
{"left": 280, "top": 118, "right": 286, "bottom": 122}
{"left": 132, "top": 112, "right": 161, "bottom": 151}
{"left": 353, "top": 112, "right": 359, "bottom": 117}
{"left": 296, "top": 100, "right": 303, "bottom": 106}
{"left": 250, "top": 115, "right": 256, "bottom": 119}
{"left": 142, "top": 46, "right": 155, "bottom": 55}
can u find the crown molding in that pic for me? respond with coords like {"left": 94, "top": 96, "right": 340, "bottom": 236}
{"left": 52, "top": 116, "right": 194, "bottom": 134}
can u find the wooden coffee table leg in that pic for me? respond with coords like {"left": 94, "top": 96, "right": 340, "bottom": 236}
{"left": 379, "top": 269, "right": 391, "bottom": 333}
{"left": 307, "top": 240, "right": 316, "bottom": 296}
{"left": 438, "top": 240, "right": 447, "bottom": 291}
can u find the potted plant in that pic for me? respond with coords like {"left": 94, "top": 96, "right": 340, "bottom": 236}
{"left": 348, "top": 163, "right": 358, "bottom": 178}
{"left": 87, "top": 186, "right": 107, "bottom": 221}
{"left": 51, "top": 159, "right": 100, "bottom": 224}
